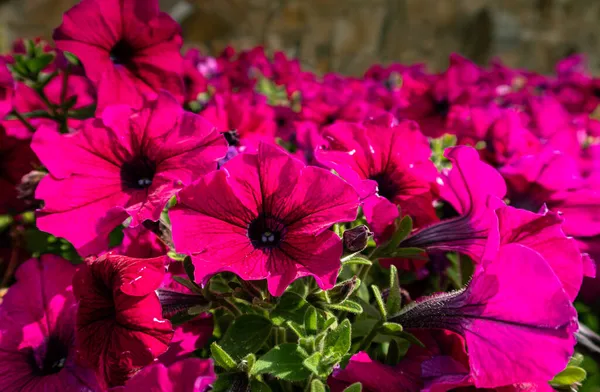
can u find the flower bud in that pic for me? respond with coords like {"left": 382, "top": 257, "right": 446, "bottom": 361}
{"left": 343, "top": 225, "right": 372, "bottom": 253}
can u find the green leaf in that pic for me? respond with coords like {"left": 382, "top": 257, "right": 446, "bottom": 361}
{"left": 250, "top": 380, "right": 272, "bottom": 392}
{"left": 370, "top": 285, "right": 387, "bottom": 320}
{"left": 388, "top": 247, "right": 427, "bottom": 259}
{"left": 386, "top": 265, "right": 402, "bottom": 315}
{"left": 63, "top": 51, "right": 81, "bottom": 66}
{"left": 286, "top": 321, "right": 306, "bottom": 338}
{"left": 324, "top": 300, "right": 363, "bottom": 314}
{"left": 210, "top": 342, "right": 237, "bottom": 371}
{"left": 252, "top": 344, "right": 312, "bottom": 381}
{"left": 241, "top": 353, "right": 256, "bottom": 373}
{"left": 183, "top": 257, "right": 195, "bottom": 282}
{"left": 381, "top": 322, "right": 403, "bottom": 334}
{"left": 211, "top": 372, "right": 249, "bottom": 392}
{"left": 220, "top": 315, "right": 272, "bottom": 361}
{"left": 271, "top": 292, "right": 310, "bottom": 326}
{"left": 568, "top": 353, "right": 584, "bottom": 367}
{"left": 303, "top": 352, "right": 322, "bottom": 375}
{"left": 324, "top": 319, "right": 351, "bottom": 361}
{"left": 304, "top": 306, "right": 318, "bottom": 335}
{"left": 551, "top": 366, "right": 586, "bottom": 386}
{"left": 381, "top": 215, "right": 413, "bottom": 254}
{"left": 172, "top": 276, "right": 199, "bottom": 292}
{"left": 386, "top": 338, "right": 402, "bottom": 365}
{"left": 343, "top": 382, "right": 362, "bottom": 392}
{"left": 342, "top": 256, "right": 372, "bottom": 266}
{"left": 310, "top": 379, "right": 327, "bottom": 392}
{"left": 26, "top": 53, "right": 55, "bottom": 75}
{"left": 0, "top": 215, "right": 13, "bottom": 232}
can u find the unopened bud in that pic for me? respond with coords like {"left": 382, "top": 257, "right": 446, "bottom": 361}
{"left": 343, "top": 225, "right": 372, "bottom": 253}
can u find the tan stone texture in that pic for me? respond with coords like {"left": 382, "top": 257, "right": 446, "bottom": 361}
{"left": 2, "top": 0, "right": 600, "bottom": 75}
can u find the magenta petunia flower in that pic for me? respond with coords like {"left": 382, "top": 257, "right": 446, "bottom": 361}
{"left": 391, "top": 243, "right": 578, "bottom": 388}
{"left": 329, "top": 330, "right": 471, "bottom": 392}
{"left": 105, "top": 226, "right": 167, "bottom": 259}
{"left": 0, "top": 59, "right": 14, "bottom": 119}
{"left": 111, "top": 358, "right": 216, "bottom": 392}
{"left": 72, "top": 253, "right": 173, "bottom": 388}
{"left": 199, "top": 92, "right": 277, "bottom": 148}
{"left": 0, "top": 255, "right": 99, "bottom": 392}
{"left": 398, "top": 146, "right": 506, "bottom": 262}
{"left": 53, "top": 0, "right": 184, "bottom": 109}
{"left": 316, "top": 117, "right": 438, "bottom": 241}
{"left": 497, "top": 204, "right": 585, "bottom": 300}
{"left": 170, "top": 142, "right": 360, "bottom": 296}
{"left": 33, "top": 92, "right": 227, "bottom": 255}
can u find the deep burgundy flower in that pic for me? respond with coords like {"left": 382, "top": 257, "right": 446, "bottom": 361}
{"left": 72, "top": 253, "right": 173, "bottom": 388}
{"left": 0, "top": 126, "right": 39, "bottom": 214}
{"left": 170, "top": 142, "right": 359, "bottom": 296}
{"left": 0, "top": 256, "right": 99, "bottom": 391}
{"left": 33, "top": 92, "right": 227, "bottom": 255}
{"left": 53, "top": 0, "right": 184, "bottom": 109}
{"left": 316, "top": 117, "right": 438, "bottom": 241}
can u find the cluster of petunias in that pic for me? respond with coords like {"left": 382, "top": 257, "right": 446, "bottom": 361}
{"left": 0, "top": 0, "right": 598, "bottom": 391}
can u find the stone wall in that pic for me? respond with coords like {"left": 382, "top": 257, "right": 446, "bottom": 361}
{"left": 2, "top": 0, "right": 600, "bottom": 75}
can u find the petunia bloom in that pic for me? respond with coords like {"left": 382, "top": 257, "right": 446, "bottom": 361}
{"left": 0, "top": 59, "right": 14, "bottom": 119}
{"left": 33, "top": 92, "right": 227, "bottom": 255}
{"left": 497, "top": 204, "right": 586, "bottom": 301}
{"left": 111, "top": 358, "right": 216, "bottom": 392}
{"left": 391, "top": 243, "right": 578, "bottom": 388}
{"left": 316, "top": 117, "right": 438, "bottom": 241}
{"left": 72, "top": 254, "right": 173, "bottom": 388}
{"left": 53, "top": 0, "right": 184, "bottom": 110}
{"left": 0, "top": 256, "right": 99, "bottom": 392}
{"left": 398, "top": 146, "right": 506, "bottom": 263}
{"left": 170, "top": 142, "right": 359, "bottom": 296}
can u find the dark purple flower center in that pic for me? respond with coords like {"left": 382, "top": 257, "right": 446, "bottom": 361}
{"left": 434, "top": 99, "right": 450, "bottom": 116}
{"left": 248, "top": 214, "right": 286, "bottom": 249}
{"left": 222, "top": 130, "right": 240, "bottom": 146}
{"left": 29, "top": 335, "right": 69, "bottom": 376}
{"left": 121, "top": 156, "right": 156, "bottom": 190}
{"left": 370, "top": 172, "right": 399, "bottom": 200}
{"left": 110, "top": 40, "right": 135, "bottom": 66}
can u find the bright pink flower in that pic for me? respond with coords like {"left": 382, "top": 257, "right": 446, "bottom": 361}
{"left": 53, "top": 0, "right": 184, "bottom": 110}
{"left": 199, "top": 92, "right": 277, "bottom": 147}
{"left": 107, "top": 226, "right": 167, "bottom": 259}
{"left": 316, "top": 117, "right": 438, "bottom": 241}
{"left": 0, "top": 126, "right": 39, "bottom": 214}
{"left": 392, "top": 244, "right": 578, "bottom": 388}
{"left": 73, "top": 254, "right": 173, "bottom": 388}
{"left": 111, "top": 358, "right": 215, "bottom": 392}
{"left": 329, "top": 330, "right": 471, "bottom": 392}
{"left": 0, "top": 59, "right": 14, "bottom": 119}
{"left": 0, "top": 256, "right": 99, "bottom": 392}
{"left": 33, "top": 92, "right": 227, "bottom": 255}
{"left": 497, "top": 204, "right": 585, "bottom": 300}
{"left": 399, "top": 146, "right": 506, "bottom": 262}
{"left": 501, "top": 149, "right": 600, "bottom": 238}
{"left": 182, "top": 49, "right": 209, "bottom": 103}
{"left": 170, "top": 142, "right": 359, "bottom": 296}
{"left": 158, "top": 315, "right": 213, "bottom": 366}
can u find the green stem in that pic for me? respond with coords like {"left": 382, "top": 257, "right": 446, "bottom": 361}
{"left": 357, "top": 320, "right": 383, "bottom": 353}
{"left": 10, "top": 110, "right": 36, "bottom": 133}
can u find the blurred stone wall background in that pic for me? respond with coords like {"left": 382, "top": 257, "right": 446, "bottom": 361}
{"left": 1, "top": 0, "right": 600, "bottom": 76}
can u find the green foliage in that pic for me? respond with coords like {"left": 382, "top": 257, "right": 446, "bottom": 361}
{"left": 252, "top": 344, "right": 312, "bottom": 381}
{"left": 220, "top": 315, "right": 273, "bottom": 361}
